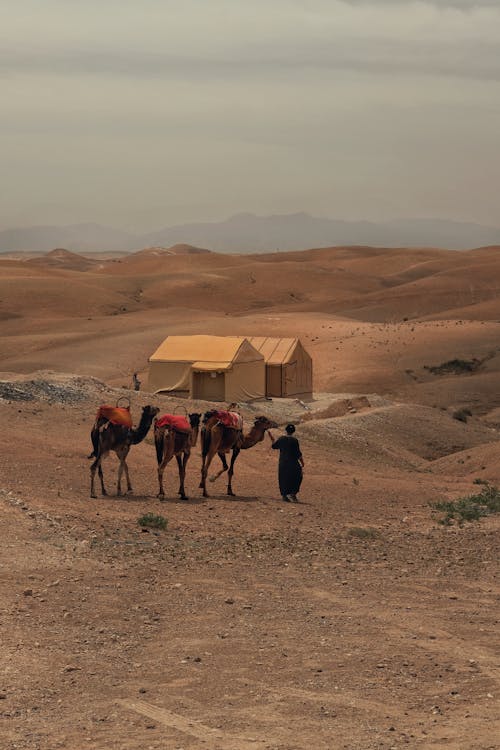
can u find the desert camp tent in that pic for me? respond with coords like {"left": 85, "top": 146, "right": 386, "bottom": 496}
{"left": 248, "top": 337, "right": 312, "bottom": 398}
{"left": 148, "top": 335, "right": 265, "bottom": 402}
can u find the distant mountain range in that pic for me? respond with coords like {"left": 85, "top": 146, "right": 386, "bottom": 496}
{"left": 1, "top": 213, "right": 500, "bottom": 253}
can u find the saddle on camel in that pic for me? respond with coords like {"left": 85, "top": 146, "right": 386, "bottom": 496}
{"left": 155, "top": 413, "right": 192, "bottom": 434}
{"left": 94, "top": 404, "right": 133, "bottom": 429}
{"left": 212, "top": 409, "right": 243, "bottom": 430}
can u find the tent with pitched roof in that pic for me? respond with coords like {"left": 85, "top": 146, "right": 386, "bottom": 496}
{"left": 148, "top": 335, "right": 265, "bottom": 402}
{"left": 247, "top": 337, "right": 312, "bottom": 398}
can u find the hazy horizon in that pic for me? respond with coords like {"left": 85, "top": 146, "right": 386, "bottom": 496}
{"left": 2, "top": 0, "right": 500, "bottom": 233}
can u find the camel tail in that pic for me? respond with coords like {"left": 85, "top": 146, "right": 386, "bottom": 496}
{"left": 201, "top": 426, "right": 211, "bottom": 458}
{"left": 88, "top": 427, "right": 100, "bottom": 460}
{"left": 154, "top": 429, "right": 165, "bottom": 465}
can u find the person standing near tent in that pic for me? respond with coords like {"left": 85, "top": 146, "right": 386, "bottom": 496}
{"left": 268, "top": 423, "right": 304, "bottom": 502}
{"left": 132, "top": 372, "right": 141, "bottom": 391}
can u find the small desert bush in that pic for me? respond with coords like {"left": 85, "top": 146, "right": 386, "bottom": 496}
{"left": 452, "top": 408, "right": 472, "bottom": 423}
{"left": 426, "top": 358, "right": 481, "bottom": 376}
{"left": 138, "top": 513, "right": 168, "bottom": 530}
{"left": 347, "top": 526, "right": 379, "bottom": 540}
{"left": 431, "top": 484, "right": 500, "bottom": 526}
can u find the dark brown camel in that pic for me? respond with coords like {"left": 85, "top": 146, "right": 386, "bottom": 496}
{"left": 154, "top": 412, "right": 201, "bottom": 500}
{"left": 89, "top": 405, "right": 159, "bottom": 498}
{"left": 200, "top": 411, "right": 278, "bottom": 497}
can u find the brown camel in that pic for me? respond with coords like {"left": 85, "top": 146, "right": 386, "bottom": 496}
{"left": 89, "top": 404, "right": 159, "bottom": 498}
{"left": 154, "top": 412, "right": 202, "bottom": 500}
{"left": 199, "top": 410, "right": 278, "bottom": 497}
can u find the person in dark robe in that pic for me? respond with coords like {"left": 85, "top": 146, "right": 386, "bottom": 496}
{"left": 132, "top": 372, "right": 141, "bottom": 391}
{"left": 268, "top": 423, "right": 304, "bottom": 502}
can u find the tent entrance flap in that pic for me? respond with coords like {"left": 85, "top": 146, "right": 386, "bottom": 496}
{"left": 266, "top": 364, "right": 283, "bottom": 397}
{"left": 192, "top": 371, "right": 225, "bottom": 401}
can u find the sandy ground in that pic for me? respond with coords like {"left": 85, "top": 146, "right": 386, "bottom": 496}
{"left": 1, "top": 245, "right": 499, "bottom": 749}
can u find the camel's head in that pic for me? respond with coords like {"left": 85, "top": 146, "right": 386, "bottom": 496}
{"left": 254, "top": 415, "right": 278, "bottom": 430}
{"left": 143, "top": 405, "right": 160, "bottom": 419}
{"left": 189, "top": 412, "right": 202, "bottom": 428}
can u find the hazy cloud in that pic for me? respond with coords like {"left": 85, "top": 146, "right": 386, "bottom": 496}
{"left": 1, "top": 0, "right": 499, "bottom": 231}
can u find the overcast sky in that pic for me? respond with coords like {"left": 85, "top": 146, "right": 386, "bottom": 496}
{"left": 1, "top": 0, "right": 499, "bottom": 231}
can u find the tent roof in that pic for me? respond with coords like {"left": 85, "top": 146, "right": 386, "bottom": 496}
{"left": 149, "top": 335, "right": 258, "bottom": 364}
{"left": 192, "top": 361, "right": 232, "bottom": 371}
{"left": 247, "top": 337, "right": 301, "bottom": 364}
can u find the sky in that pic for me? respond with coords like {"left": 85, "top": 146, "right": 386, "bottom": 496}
{"left": 1, "top": 0, "right": 500, "bottom": 231}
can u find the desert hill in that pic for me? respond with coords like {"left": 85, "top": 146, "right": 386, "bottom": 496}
{"left": 2, "top": 243, "right": 500, "bottom": 416}
{"left": 133, "top": 243, "right": 211, "bottom": 257}
{"left": 3, "top": 213, "right": 500, "bottom": 252}
{"left": 26, "top": 248, "right": 100, "bottom": 271}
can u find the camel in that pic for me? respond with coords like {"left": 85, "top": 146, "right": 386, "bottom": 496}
{"left": 154, "top": 412, "right": 202, "bottom": 500}
{"left": 89, "top": 404, "right": 159, "bottom": 498}
{"left": 199, "top": 411, "right": 278, "bottom": 497}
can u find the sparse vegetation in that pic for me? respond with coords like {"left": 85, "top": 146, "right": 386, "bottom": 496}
{"left": 452, "top": 407, "right": 472, "bottom": 423}
{"left": 431, "top": 484, "right": 500, "bottom": 525}
{"left": 426, "top": 358, "right": 481, "bottom": 376}
{"left": 347, "top": 526, "right": 379, "bottom": 539}
{"left": 137, "top": 513, "right": 168, "bottom": 530}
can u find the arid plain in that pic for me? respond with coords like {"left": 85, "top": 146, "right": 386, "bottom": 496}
{"left": 1, "top": 244, "right": 499, "bottom": 750}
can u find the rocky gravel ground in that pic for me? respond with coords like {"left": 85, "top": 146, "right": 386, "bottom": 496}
{"left": 1, "top": 375, "right": 499, "bottom": 749}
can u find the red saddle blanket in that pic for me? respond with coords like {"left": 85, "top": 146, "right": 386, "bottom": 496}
{"left": 155, "top": 414, "right": 191, "bottom": 433}
{"left": 215, "top": 410, "right": 243, "bottom": 429}
{"left": 95, "top": 405, "right": 133, "bottom": 428}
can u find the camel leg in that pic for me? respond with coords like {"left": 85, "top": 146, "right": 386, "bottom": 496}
{"left": 157, "top": 441, "right": 174, "bottom": 499}
{"left": 157, "top": 456, "right": 167, "bottom": 498}
{"left": 158, "top": 454, "right": 174, "bottom": 499}
{"left": 123, "top": 460, "right": 133, "bottom": 494}
{"left": 90, "top": 450, "right": 108, "bottom": 498}
{"left": 201, "top": 446, "right": 219, "bottom": 497}
{"left": 199, "top": 428, "right": 208, "bottom": 488}
{"left": 227, "top": 447, "right": 240, "bottom": 497}
{"left": 117, "top": 461, "right": 132, "bottom": 495}
{"left": 116, "top": 446, "right": 132, "bottom": 495}
{"left": 199, "top": 453, "right": 206, "bottom": 489}
{"left": 117, "top": 459, "right": 124, "bottom": 496}
{"left": 176, "top": 453, "right": 189, "bottom": 500}
{"left": 209, "top": 452, "right": 229, "bottom": 483}
{"left": 98, "top": 464, "right": 107, "bottom": 495}
{"left": 90, "top": 457, "right": 99, "bottom": 498}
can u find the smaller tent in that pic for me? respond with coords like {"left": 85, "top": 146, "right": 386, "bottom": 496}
{"left": 148, "top": 335, "right": 265, "bottom": 402}
{"left": 248, "top": 337, "right": 312, "bottom": 398}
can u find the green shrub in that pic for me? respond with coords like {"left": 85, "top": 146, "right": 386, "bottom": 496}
{"left": 138, "top": 513, "right": 168, "bottom": 530}
{"left": 347, "top": 526, "right": 379, "bottom": 539}
{"left": 431, "top": 485, "right": 500, "bottom": 526}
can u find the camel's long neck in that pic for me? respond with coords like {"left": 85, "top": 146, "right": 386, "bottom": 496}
{"left": 241, "top": 425, "right": 266, "bottom": 449}
{"left": 131, "top": 412, "right": 154, "bottom": 445}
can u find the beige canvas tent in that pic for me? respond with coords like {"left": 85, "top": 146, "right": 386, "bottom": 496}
{"left": 148, "top": 335, "right": 265, "bottom": 402}
{"left": 248, "top": 337, "right": 313, "bottom": 398}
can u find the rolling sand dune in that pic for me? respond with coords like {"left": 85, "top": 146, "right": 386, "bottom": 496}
{"left": 1, "top": 243, "right": 500, "bottom": 749}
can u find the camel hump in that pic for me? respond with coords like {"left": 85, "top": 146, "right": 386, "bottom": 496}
{"left": 216, "top": 410, "right": 243, "bottom": 430}
{"left": 155, "top": 414, "right": 191, "bottom": 433}
{"left": 96, "top": 405, "right": 133, "bottom": 428}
